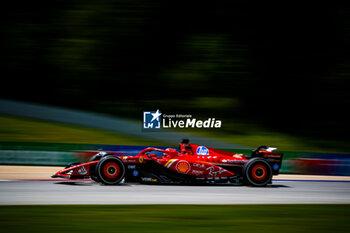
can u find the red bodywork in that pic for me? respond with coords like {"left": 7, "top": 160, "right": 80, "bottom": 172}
{"left": 53, "top": 143, "right": 250, "bottom": 179}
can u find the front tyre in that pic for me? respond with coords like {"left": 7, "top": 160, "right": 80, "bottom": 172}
{"left": 95, "top": 156, "right": 125, "bottom": 185}
{"left": 243, "top": 158, "right": 272, "bottom": 187}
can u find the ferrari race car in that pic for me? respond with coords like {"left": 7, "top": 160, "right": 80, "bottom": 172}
{"left": 52, "top": 139, "right": 283, "bottom": 187}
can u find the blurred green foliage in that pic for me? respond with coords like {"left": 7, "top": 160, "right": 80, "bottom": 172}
{"left": 2, "top": 114, "right": 349, "bottom": 153}
{"left": 1, "top": 205, "right": 350, "bottom": 233}
{"left": 1, "top": 2, "right": 349, "bottom": 149}
{"left": 0, "top": 115, "right": 168, "bottom": 146}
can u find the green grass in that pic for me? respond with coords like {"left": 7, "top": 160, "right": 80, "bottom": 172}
{"left": 0, "top": 205, "right": 349, "bottom": 233}
{"left": 0, "top": 115, "right": 170, "bottom": 146}
{"left": 0, "top": 114, "right": 348, "bottom": 153}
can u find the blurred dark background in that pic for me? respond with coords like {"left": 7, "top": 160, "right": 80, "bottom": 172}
{"left": 1, "top": 2, "right": 349, "bottom": 147}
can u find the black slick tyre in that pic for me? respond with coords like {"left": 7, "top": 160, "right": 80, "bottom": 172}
{"left": 95, "top": 156, "right": 125, "bottom": 185}
{"left": 243, "top": 158, "right": 272, "bottom": 187}
{"left": 88, "top": 154, "right": 103, "bottom": 182}
{"left": 88, "top": 155, "right": 99, "bottom": 182}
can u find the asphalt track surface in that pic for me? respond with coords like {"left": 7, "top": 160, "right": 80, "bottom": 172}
{"left": 0, "top": 180, "right": 350, "bottom": 204}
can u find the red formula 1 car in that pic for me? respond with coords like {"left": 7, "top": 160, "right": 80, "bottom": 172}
{"left": 52, "top": 139, "right": 283, "bottom": 187}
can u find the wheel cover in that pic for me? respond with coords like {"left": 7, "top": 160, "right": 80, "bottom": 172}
{"left": 103, "top": 162, "right": 120, "bottom": 179}
{"left": 251, "top": 164, "right": 267, "bottom": 181}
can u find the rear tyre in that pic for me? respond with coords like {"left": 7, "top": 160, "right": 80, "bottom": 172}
{"left": 95, "top": 156, "right": 125, "bottom": 185}
{"left": 243, "top": 158, "right": 272, "bottom": 187}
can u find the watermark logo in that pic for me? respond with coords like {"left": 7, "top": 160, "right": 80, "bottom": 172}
{"left": 143, "top": 110, "right": 162, "bottom": 129}
{"left": 143, "top": 110, "right": 221, "bottom": 129}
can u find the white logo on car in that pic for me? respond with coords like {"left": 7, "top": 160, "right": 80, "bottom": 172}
{"left": 196, "top": 146, "right": 209, "bottom": 155}
{"left": 78, "top": 166, "right": 87, "bottom": 175}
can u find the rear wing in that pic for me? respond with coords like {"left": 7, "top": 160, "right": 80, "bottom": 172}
{"left": 251, "top": 146, "right": 283, "bottom": 175}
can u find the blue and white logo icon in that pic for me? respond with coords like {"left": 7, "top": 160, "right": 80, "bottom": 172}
{"left": 143, "top": 110, "right": 162, "bottom": 129}
{"left": 132, "top": 170, "right": 139, "bottom": 176}
{"left": 196, "top": 146, "right": 209, "bottom": 155}
{"left": 273, "top": 164, "right": 280, "bottom": 170}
